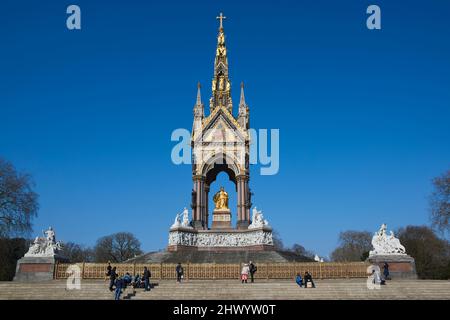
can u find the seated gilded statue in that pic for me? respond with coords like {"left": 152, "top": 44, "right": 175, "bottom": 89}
{"left": 213, "top": 186, "right": 229, "bottom": 210}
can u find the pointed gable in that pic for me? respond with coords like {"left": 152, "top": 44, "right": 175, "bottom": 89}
{"left": 194, "top": 106, "right": 247, "bottom": 144}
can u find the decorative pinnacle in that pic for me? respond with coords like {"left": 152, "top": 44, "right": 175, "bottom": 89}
{"left": 196, "top": 82, "right": 202, "bottom": 105}
{"left": 239, "top": 82, "right": 246, "bottom": 107}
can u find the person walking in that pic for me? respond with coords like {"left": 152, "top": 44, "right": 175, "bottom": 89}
{"left": 105, "top": 261, "right": 112, "bottom": 281}
{"left": 176, "top": 263, "right": 184, "bottom": 283}
{"left": 249, "top": 261, "right": 257, "bottom": 283}
{"left": 241, "top": 263, "right": 250, "bottom": 283}
{"left": 114, "top": 277, "right": 124, "bottom": 300}
{"left": 143, "top": 266, "right": 151, "bottom": 291}
{"left": 109, "top": 267, "right": 117, "bottom": 292}
{"left": 383, "top": 262, "right": 390, "bottom": 280}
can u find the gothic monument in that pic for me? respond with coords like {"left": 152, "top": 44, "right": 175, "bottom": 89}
{"left": 168, "top": 13, "right": 274, "bottom": 252}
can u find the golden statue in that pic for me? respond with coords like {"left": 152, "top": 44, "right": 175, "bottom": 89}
{"left": 213, "top": 186, "right": 229, "bottom": 210}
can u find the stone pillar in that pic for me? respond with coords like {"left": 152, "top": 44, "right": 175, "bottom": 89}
{"left": 201, "top": 181, "right": 206, "bottom": 229}
{"left": 236, "top": 175, "right": 249, "bottom": 229}
{"left": 205, "top": 185, "right": 210, "bottom": 229}
{"left": 192, "top": 176, "right": 205, "bottom": 229}
{"left": 245, "top": 179, "right": 251, "bottom": 224}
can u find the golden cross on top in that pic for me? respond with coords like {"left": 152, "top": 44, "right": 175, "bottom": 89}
{"left": 216, "top": 12, "right": 226, "bottom": 29}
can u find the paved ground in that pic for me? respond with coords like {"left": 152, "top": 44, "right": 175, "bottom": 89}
{"left": 0, "top": 279, "right": 449, "bottom": 300}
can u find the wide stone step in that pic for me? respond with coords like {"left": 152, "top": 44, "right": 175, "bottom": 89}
{"left": 1, "top": 280, "right": 449, "bottom": 300}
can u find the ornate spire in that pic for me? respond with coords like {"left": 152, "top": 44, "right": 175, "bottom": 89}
{"left": 210, "top": 12, "right": 232, "bottom": 113}
{"left": 196, "top": 82, "right": 202, "bottom": 106}
{"left": 238, "top": 82, "right": 249, "bottom": 129}
{"left": 193, "top": 82, "right": 204, "bottom": 135}
{"left": 194, "top": 82, "right": 204, "bottom": 118}
{"left": 239, "top": 82, "right": 246, "bottom": 108}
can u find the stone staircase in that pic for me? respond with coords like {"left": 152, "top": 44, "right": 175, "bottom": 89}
{"left": 132, "top": 279, "right": 450, "bottom": 300}
{"left": 0, "top": 280, "right": 118, "bottom": 300}
{"left": 0, "top": 279, "right": 449, "bottom": 300}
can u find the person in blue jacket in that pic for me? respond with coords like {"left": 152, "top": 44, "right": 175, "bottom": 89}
{"left": 295, "top": 273, "right": 303, "bottom": 288}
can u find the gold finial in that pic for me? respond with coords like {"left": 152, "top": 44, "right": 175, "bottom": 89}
{"left": 241, "top": 81, "right": 244, "bottom": 89}
{"left": 216, "top": 12, "right": 226, "bottom": 30}
{"left": 197, "top": 82, "right": 201, "bottom": 89}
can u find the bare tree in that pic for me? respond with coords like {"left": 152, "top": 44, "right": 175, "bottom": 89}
{"left": 430, "top": 170, "right": 450, "bottom": 236}
{"left": 330, "top": 230, "right": 372, "bottom": 262}
{"left": 0, "top": 158, "right": 38, "bottom": 237}
{"left": 397, "top": 225, "right": 450, "bottom": 279}
{"left": 0, "top": 237, "right": 29, "bottom": 280}
{"left": 93, "top": 232, "right": 143, "bottom": 262}
{"left": 63, "top": 242, "right": 94, "bottom": 262}
{"left": 290, "top": 243, "right": 315, "bottom": 259}
{"left": 271, "top": 229, "right": 284, "bottom": 250}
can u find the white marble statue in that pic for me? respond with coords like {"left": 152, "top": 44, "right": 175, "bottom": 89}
{"left": 248, "top": 207, "right": 270, "bottom": 229}
{"left": 171, "top": 208, "right": 192, "bottom": 229}
{"left": 171, "top": 212, "right": 182, "bottom": 229}
{"left": 369, "top": 223, "right": 406, "bottom": 256}
{"left": 24, "top": 226, "right": 63, "bottom": 257}
{"left": 44, "top": 226, "right": 55, "bottom": 243}
{"left": 181, "top": 207, "right": 191, "bottom": 227}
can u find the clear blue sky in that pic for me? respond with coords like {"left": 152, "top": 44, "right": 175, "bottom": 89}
{"left": 1, "top": 0, "right": 449, "bottom": 258}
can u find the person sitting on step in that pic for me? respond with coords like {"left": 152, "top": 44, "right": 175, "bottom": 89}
{"left": 123, "top": 272, "right": 132, "bottom": 287}
{"left": 304, "top": 271, "right": 316, "bottom": 288}
{"left": 133, "top": 274, "right": 141, "bottom": 288}
{"left": 295, "top": 273, "right": 303, "bottom": 288}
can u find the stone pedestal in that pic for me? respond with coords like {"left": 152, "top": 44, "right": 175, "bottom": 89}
{"left": 14, "top": 255, "right": 69, "bottom": 282}
{"left": 367, "top": 254, "right": 417, "bottom": 279}
{"left": 211, "top": 208, "right": 232, "bottom": 229}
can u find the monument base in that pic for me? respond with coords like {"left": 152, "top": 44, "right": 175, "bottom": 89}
{"left": 168, "top": 226, "right": 274, "bottom": 252}
{"left": 168, "top": 244, "right": 274, "bottom": 252}
{"left": 366, "top": 254, "right": 417, "bottom": 279}
{"left": 14, "top": 256, "right": 69, "bottom": 282}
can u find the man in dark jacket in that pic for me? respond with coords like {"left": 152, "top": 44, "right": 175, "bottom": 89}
{"left": 176, "top": 263, "right": 184, "bottom": 283}
{"left": 106, "top": 262, "right": 112, "bottom": 277}
{"left": 249, "top": 261, "right": 257, "bottom": 283}
{"left": 114, "top": 277, "right": 124, "bottom": 300}
{"left": 304, "top": 271, "right": 316, "bottom": 288}
{"left": 383, "top": 263, "right": 390, "bottom": 280}
{"left": 143, "top": 267, "right": 151, "bottom": 291}
{"left": 109, "top": 267, "right": 117, "bottom": 291}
